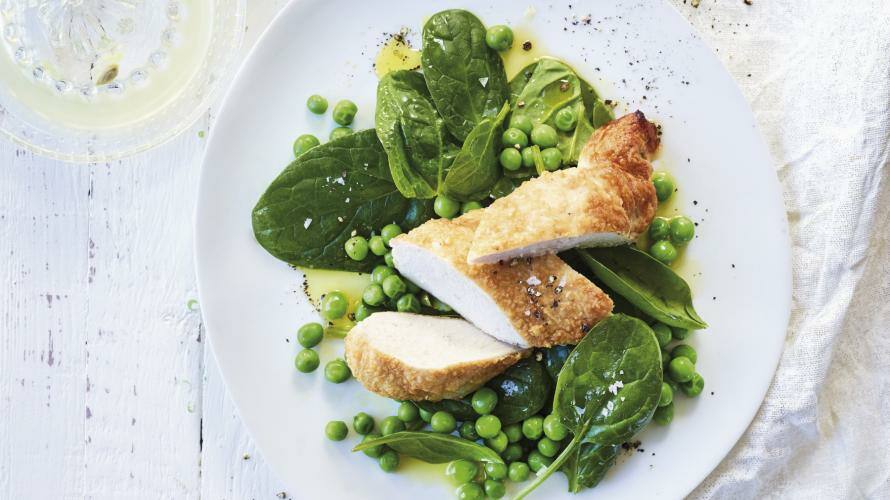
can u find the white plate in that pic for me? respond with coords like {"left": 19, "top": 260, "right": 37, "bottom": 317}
{"left": 195, "top": 1, "right": 791, "bottom": 498}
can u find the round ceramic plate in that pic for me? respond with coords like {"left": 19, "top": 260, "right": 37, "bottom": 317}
{"left": 195, "top": 1, "right": 791, "bottom": 498}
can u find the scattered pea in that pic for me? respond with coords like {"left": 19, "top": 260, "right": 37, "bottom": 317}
{"left": 508, "top": 461, "right": 530, "bottom": 482}
{"left": 332, "top": 99, "right": 358, "bottom": 126}
{"left": 382, "top": 274, "right": 407, "bottom": 298}
{"left": 485, "top": 25, "right": 514, "bottom": 51}
{"left": 396, "top": 293, "right": 421, "bottom": 313}
{"left": 459, "top": 420, "right": 480, "bottom": 441}
{"left": 378, "top": 449, "right": 400, "bottom": 472}
{"left": 653, "top": 401, "right": 674, "bottom": 425}
{"left": 499, "top": 148, "right": 523, "bottom": 171}
{"left": 652, "top": 171, "right": 675, "bottom": 202}
{"left": 503, "top": 423, "right": 522, "bottom": 443}
{"left": 652, "top": 322, "right": 672, "bottom": 348}
{"left": 671, "top": 344, "right": 697, "bottom": 364}
{"left": 431, "top": 411, "right": 457, "bottom": 433}
{"left": 502, "top": 127, "right": 529, "bottom": 148}
{"left": 456, "top": 482, "right": 485, "bottom": 500}
{"left": 542, "top": 414, "right": 568, "bottom": 441}
{"left": 345, "top": 236, "right": 369, "bottom": 261}
{"left": 681, "top": 373, "right": 705, "bottom": 397}
{"left": 353, "top": 412, "right": 375, "bottom": 435}
{"left": 446, "top": 459, "right": 478, "bottom": 484}
{"left": 650, "top": 239, "right": 678, "bottom": 264}
{"left": 369, "top": 235, "right": 387, "bottom": 256}
{"left": 461, "top": 201, "right": 483, "bottom": 214}
{"left": 490, "top": 177, "right": 515, "bottom": 199}
{"left": 522, "top": 416, "right": 544, "bottom": 440}
{"left": 540, "top": 147, "right": 562, "bottom": 171}
{"left": 293, "top": 134, "right": 320, "bottom": 157}
{"left": 329, "top": 126, "right": 352, "bottom": 141}
{"left": 320, "top": 291, "right": 349, "bottom": 320}
{"left": 527, "top": 450, "right": 553, "bottom": 472}
{"left": 325, "top": 420, "right": 348, "bottom": 441}
{"left": 360, "top": 432, "right": 385, "bottom": 458}
{"left": 485, "top": 462, "right": 507, "bottom": 480}
{"left": 371, "top": 265, "right": 395, "bottom": 284}
{"left": 362, "top": 284, "right": 386, "bottom": 306}
{"left": 435, "top": 194, "right": 461, "bottom": 218}
{"left": 648, "top": 217, "right": 671, "bottom": 241}
{"left": 419, "top": 408, "right": 433, "bottom": 423}
{"left": 537, "top": 437, "right": 560, "bottom": 458}
{"left": 381, "top": 224, "right": 403, "bottom": 244}
{"left": 501, "top": 443, "right": 523, "bottom": 462}
{"left": 485, "top": 431, "right": 508, "bottom": 454}
{"left": 471, "top": 388, "right": 498, "bottom": 415}
{"left": 397, "top": 402, "right": 419, "bottom": 423}
{"left": 324, "top": 358, "right": 351, "bottom": 383}
{"left": 658, "top": 382, "right": 674, "bottom": 407}
{"left": 475, "top": 414, "right": 502, "bottom": 439}
{"left": 297, "top": 322, "right": 324, "bottom": 348}
{"left": 670, "top": 216, "right": 695, "bottom": 245}
{"left": 672, "top": 327, "right": 691, "bottom": 341}
{"left": 530, "top": 124, "right": 558, "bottom": 148}
{"left": 354, "top": 303, "right": 376, "bottom": 322}
{"left": 384, "top": 251, "right": 394, "bottom": 267}
{"left": 380, "top": 415, "right": 406, "bottom": 436}
{"left": 668, "top": 356, "right": 696, "bottom": 383}
{"left": 306, "top": 94, "right": 328, "bottom": 114}
{"left": 294, "top": 348, "right": 319, "bottom": 373}
{"left": 484, "top": 479, "right": 506, "bottom": 499}
{"left": 520, "top": 146, "right": 536, "bottom": 168}
{"left": 554, "top": 107, "right": 577, "bottom": 131}
{"left": 509, "top": 115, "right": 533, "bottom": 135}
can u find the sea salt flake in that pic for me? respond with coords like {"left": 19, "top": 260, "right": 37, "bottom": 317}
{"left": 479, "top": 77, "right": 489, "bottom": 87}
{"left": 337, "top": 216, "right": 344, "bottom": 222}
{"left": 303, "top": 218, "right": 312, "bottom": 229}
{"left": 608, "top": 380, "right": 624, "bottom": 395}
{"left": 526, "top": 275, "right": 542, "bottom": 286}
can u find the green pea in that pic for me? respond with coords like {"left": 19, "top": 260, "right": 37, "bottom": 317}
{"left": 461, "top": 201, "right": 483, "bottom": 214}
{"left": 430, "top": 296, "right": 453, "bottom": 312}
{"left": 397, "top": 402, "right": 419, "bottom": 423}
{"left": 332, "top": 99, "right": 358, "bottom": 126}
{"left": 380, "top": 415, "right": 406, "bottom": 436}
{"left": 293, "top": 134, "right": 320, "bottom": 157}
{"left": 384, "top": 251, "right": 394, "bottom": 267}
{"left": 368, "top": 235, "right": 387, "bottom": 256}
{"left": 670, "top": 216, "right": 695, "bottom": 245}
{"left": 650, "top": 239, "right": 678, "bottom": 264}
{"left": 527, "top": 450, "right": 553, "bottom": 472}
{"left": 353, "top": 303, "right": 377, "bottom": 322}
{"left": 360, "top": 432, "right": 385, "bottom": 457}
{"left": 362, "top": 284, "right": 385, "bottom": 306}
{"left": 329, "top": 126, "right": 352, "bottom": 141}
{"left": 434, "top": 194, "right": 461, "bottom": 218}
{"left": 521, "top": 416, "right": 544, "bottom": 440}
{"left": 344, "top": 236, "right": 369, "bottom": 261}
{"left": 681, "top": 373, "right": 705, "bottom": 397}
{"left": 530, "top": 124, "right": 558, "bottom": 148}
{"left": 671, "top": 344, "right": 697, "bottom": 364}
{"left": 666, "top": 378, "right": 682, "bottom": 398}
{"left": 471, "top": 387, "right": 498, "bottom": 415}
{"left": 484, "top": 479, "right": 506, "bottom": 499}
{"left": 456, "top": 482, "right": 485, "bottom": 500}
{"left": 499, "top": 148, "right": 523, "bottom": 171}
{"left": 537, "top": 437, "right": 560, "bottom": 458}
{"left": 508, "top": 461, "right": 530, "bottom": 482}
{"left": 554, "top": 107, "right": 577, "bottom": 131}
{"left": 542, "top": 414, "right": 568, "bottom": 441}
{"left": 540, "top": 147, "right": 562, "bottom": 171}
{"left": 324, "top": 358, "right": 351, "bottom": 383}
{"left": 485, "top": 431, "right": 508, "bottom": 453}
{"left": 325, "top": 420, "right": 348, "bottom": 441}
{"left": 353, "top": 412, "right": 375, "bottom": 435}
{"left": 458, "top": 421, "right": 480, "bottom": 440}
{"left": 380, "top": 223, "right": 403, "bottom": 245}
{"left": 484, "top": 462, "right": 507, "bottom": 481}
{"left": 503, "top": 423, "right": 522, "bottom": 443}
{"left": 430, "top": 411, "right": 456, "bottom": 433}
{"left": 371, "top": 265, "right": 395, "bottom": 284}
{"left": 297, "top": 322, "right": 324, "bottom": 348}
{"left": 648, "top": 217, "right": 671, "bottom": 241}
{"left": 502, "top": 128, "right": 529, "bottom": 148}
{"left": 378, "top": 449, "right": 400, "bottom": 472}
{"left": 490, "top": 177, "right": 515, "bottom": 199}
{"left": 652, "top": 322, "right": 672, "bottom": 348}
{"left": 306, "top": 94, "right": 328, "bottom": 114}
{"left": 485, "top": 25, "right": 514, "bottom": 51}
{"left": 475, "top": 414, "right": 502, "bottom": 439}
{"left": 382, "top": 274, "right": 407, "bottom": 299}
{"left": 672, "top": 326, "right": 691, "bottom": 340}
{"left": 419, "top": 408, "right": 433, "bottom": 423}
{"left": 320, "top": 291, "right": 349, "bottom": 320}
{"left": 396, "top": 293, "right": 421, "bottom": 313}
{"left": 652, "top": 171, "right": 675, "bottom": 202}
{"left": 294, "top": 348, "right": 319, "bottom": 373}
{"left": 509, "top": 115, "right": 533, "bottom": 135}
{"left": 653, "top": 401, "right": 674, "bottom": 425}
{"left": 520, "top": 147, "right": 536, "bottom": 168}
{"left": 501, "top": 443, "right": 523, "bottom": 462}
{"left": 446, "top": 459, "right": 478, "bottom": 484}
{"left": 658, "top": 382, "right": 674, "bottom": 407}
{"left": 668, "top": 356, "right": 696, "bottom": 383}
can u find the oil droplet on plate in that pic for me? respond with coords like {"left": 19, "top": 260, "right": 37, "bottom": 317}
{"left": 374, "top": 31, "right": 421, "bottom": 78}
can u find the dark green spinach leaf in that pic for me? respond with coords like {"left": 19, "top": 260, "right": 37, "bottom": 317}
{"left": 540, "top": 345, "right": 572, "bottom": 385}
{"left": 562, "top": 443, "right": 620, "bottom": 492}
{"left": 252, "top": 130, "right": 433, "bottom": 271}
{"left": 421, "top": 9, "right": 509, "bottom": 141}
{"left": 352, "top": 431, "right": 503, "bottom": 464}
{"left": 515, "top": 314, "right": 662, "bottom": 499}
{"left": 575, "top": 247, "right": 708, "bottom": 329}
{"left": 375, "top": 70, "right": 449, "bottom": 199}
{"left": 486, "top": 356, "right": 549, "bottom": 425}
{"left": 441, "top": 103, "right": 509, "bottom": 201}
{"left": 415, "top": 397, "right": 476, "bottom": 421}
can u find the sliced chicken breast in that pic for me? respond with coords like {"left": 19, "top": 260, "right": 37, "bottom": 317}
{"left": 344, "top": 312, "right": 526, "bottom": 401}
{"left": 390, "top": 210, "right": 613, "bottom": 348}
{"left": 467, "top": 111, "right": 659, "bottom": 264}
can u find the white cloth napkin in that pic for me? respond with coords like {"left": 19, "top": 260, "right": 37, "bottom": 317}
{"left": 671, "top": 0, "right": 890, "bottom": 498}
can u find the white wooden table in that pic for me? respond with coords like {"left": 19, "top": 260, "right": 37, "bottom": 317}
{"left": 0, "top": 2, "right": 756, "bottom": 498}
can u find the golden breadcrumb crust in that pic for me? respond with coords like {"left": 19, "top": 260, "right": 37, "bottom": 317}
{"left": 344, "top": 323, "right": 527, "bottom": 401}
{"left": 394, "top": 210, "right": 613, "bottom": 347}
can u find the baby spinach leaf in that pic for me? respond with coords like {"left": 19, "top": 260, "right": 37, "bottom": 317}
{"left": 375, "top": 70, "right": 449, "bottom": 199}
{"left": 352, "top": 431, "right": 504, "bottom": 464}
{"left": 415, "top": 397, "right": 477, "bottom": 421}
{"left": 515, "top": 314, "right": 662, "bottom": 499}
{"left": 486, "top": 356, "right": 550, "bottom": 425}
{"left": 575, "top": 247, "right": 708, "bottom": 330}
{"left": 508, "top": 58, "right": 613, "bottom": 165}
{"left": 252, "top": 130, "right": 433, "bottom": 272}
{"left": 561, "top": 443, "right": 619, "bottom": 492}
{"left": 421, "top": 9, "right": 509, "bottom": 141}
{"left": 441, "top": 103, "right": 509, "bottom": 201}
{"left": 540, "top": 345, "right": 572, "bottom": 385}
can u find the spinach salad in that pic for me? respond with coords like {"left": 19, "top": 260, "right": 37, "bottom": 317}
{"left": 252, "top": 9, "right": 707, "bottom": 499}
